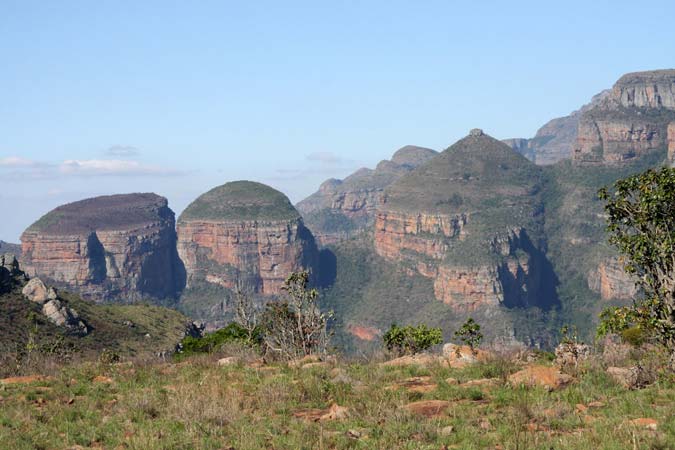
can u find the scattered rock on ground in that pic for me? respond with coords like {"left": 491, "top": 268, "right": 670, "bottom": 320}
{"left": 555, "top": 342, "right": 591, "bottom": 371}
{"left": 463, "top": 378, "right": 500, "bottom": 388}
{"left": 403, "top": 400, "right": 451, "bottom": 418}
{"left": 627, "top": 418, "right": 658, "bottom": 430}
{"left": 293, "top": 403, "right": 349, "bottom": 422}
{"left": 0, "top": 375, "right": 54, "bottom": 385}
{"left": 442, "top": 344, "right": 490, "bottom": 367}
{"left": 388, "top": 376, "right": 437, "bottom": 393}
{"left": 606, "top": 366, "right": 640, "bottom": 389}
{"left": 92, "top": 376, "right": 113, "bottom": 384}
{"left": 508, "top": 365, "right": 573, "bottom": 391}
{"left": 217, "top": 357, "right": 240, "bottom": 366}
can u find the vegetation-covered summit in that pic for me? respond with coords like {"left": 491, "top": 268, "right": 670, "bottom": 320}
{"left": 384, "top": 130, "right": 541, "bottom": 216}
{"left": 179, "top": 181, "right": 300, "bottom": 222}
{"left": 26, "top": 193, "right": 172, "bottom": 235}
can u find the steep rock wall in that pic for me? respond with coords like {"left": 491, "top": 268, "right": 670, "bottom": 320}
{"left": 176, "top": 218, "right": 316, "bottom": 295}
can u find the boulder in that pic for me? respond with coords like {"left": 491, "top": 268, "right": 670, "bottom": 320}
{"left": 402, "top": 400, "right": 451, "bottom": 418}
{"left": 42, "top": 299, "right": 88, "bottom": 335}
{"left": 554, "top": 342, "right": 591, "bottom": 371}
{"left": 22, "top": 277, "right": 50, "bottom": 303}
{"left": 508, "top": 365, "right": 573, "bottom": 391}
{"left": 606, "top": 366, "right": 640, "bottom": 389}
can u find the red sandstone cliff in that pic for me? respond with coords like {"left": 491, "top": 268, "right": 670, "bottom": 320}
{"left": 20, "top": 194, "right": 183, "bottom": 302}
{"left": 573, "top": 70, "right": 675, "bottom": 164}
{"left": 176, "top": 181, "right": 317, "bottom": 295}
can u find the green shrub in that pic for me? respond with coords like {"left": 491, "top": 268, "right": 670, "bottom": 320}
{"left": 454, "top": 318, "right": 483, "bottom": 352}
{"left": 383, "top": 323, "right": 442, "bottom": 356}
{"left": 178, "top": 322, "right": 259, "bottom": 357}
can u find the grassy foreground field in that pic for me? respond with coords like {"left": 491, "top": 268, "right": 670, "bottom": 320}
{"left": 0, "top": 351, "right": 673, "bottom": 449}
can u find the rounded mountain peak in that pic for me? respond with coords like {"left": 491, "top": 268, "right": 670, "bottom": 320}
{"left": 179, "top": 180, "right": 299, "bottom": 222}
{"left": 390, "top": 145, "right": 438, "bottom": 167}
{"left": 25, "top": 193, "right": 172, "bottom": 235}
{"left": 382, "top": 130, "right": 541, "bottom": 217}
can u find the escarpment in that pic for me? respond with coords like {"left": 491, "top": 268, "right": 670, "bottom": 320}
{"left": 20, "top": 193, "right": 184, "bottom": 302}
{"left": 573, "top": 70, "right": 675, "bottom": 164}
{"left": 177, "top": 181, "right": 318, "bottom": 295}
{"left": 297, "top": 145, "right": 438, "bottom": 246}
{"left": 374, "top": 129, "right": 555, "bottom": 311}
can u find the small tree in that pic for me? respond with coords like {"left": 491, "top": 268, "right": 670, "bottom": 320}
{"left": 232, "top": 279, "right": 259, "bottom": 342}
{"left": 454, "top": 318, "right": 483, "bottom": 353}
{"left": 260, "top": 271, "right": 331, "bottom": 360}
{"left": 383, "top": 323, "right": 442, "bottom": 356}
{"left": 598, "top": 167, "right": 675, "bottom": 348}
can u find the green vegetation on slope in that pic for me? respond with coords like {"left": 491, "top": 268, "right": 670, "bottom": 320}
{"left": 540, "top": 148, "right": 669, "bottom": 341}
{"left": 0, "top": 275, "right": 191, "bottom": 361}
{"left": 179, "top": 181, "right": 299, "bottom": 222}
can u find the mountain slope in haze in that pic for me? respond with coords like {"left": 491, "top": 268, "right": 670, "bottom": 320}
{"left": 504, "top": 90, "right": 611, "bottom": 164}
{"left": 296, "top": 145, "right": 438, "bottom": 246}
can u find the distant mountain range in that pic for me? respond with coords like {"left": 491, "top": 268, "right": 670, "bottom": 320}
{"left": 6, "top": 69, "right": 675, "bottom": 350}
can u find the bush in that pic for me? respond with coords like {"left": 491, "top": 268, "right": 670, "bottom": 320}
{"left": 178, "top": 322, "right": 259, "bottom": 357}
{"left": 383, "top": 323, "right": 442, "bottom": 356}
{"left": 260, "top": 271, "right": 332, "bottom": 360}
{"left": 454, "top": 318, "right": 483, "bottom": 352}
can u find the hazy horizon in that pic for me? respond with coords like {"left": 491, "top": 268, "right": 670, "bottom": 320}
{"left": 3, "top": 1, "right": 675, "bottom": 241}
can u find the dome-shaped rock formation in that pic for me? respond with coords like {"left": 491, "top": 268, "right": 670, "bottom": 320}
{"left": 374, "top": 130, "right": 555, "bottom": 310}
{"left": 20, "top": 193, "right": 184, "bottom": 302}
{"left": 177, "top": 181, "right": 317, "bottom": 294}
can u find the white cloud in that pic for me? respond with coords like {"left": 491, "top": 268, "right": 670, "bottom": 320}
{"left": 59, "top": 159, "right": 184, "bottom": 177}
{"left": 0, "top": 156, "right": 47, "bottom": 168}
{"left": 306, "top": 151, "right": 344, "bottom": 165}
{"left": 105, "top": 145, "right": 140, "bottom": 158}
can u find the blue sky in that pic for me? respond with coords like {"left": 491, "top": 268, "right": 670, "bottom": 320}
{"left": 2, "top": 0, "right": 675, "bottom": 241}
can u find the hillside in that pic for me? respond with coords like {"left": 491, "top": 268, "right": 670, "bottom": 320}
{"left": 297, "top": 145, "right": 438, "bottom": 246}
{"left": 0, "top": 258, "right": 193, "bottom": 363}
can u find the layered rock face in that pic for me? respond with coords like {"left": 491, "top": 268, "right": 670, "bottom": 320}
{"left": 20, "top": 194, "right": 183, "bottom": 302}
{"left": 375, "top": 130, "right": 553, "bottom": 311}
{"left": 177, "top": 181, "right": 317, "bottom": 295}
{"left": 297, "top": 145, "right": 438, "bottom": 246}
{"left": 587, "top": 257, "right": 637, "bottom": 301}
{"left": 573, "top": 70, "right": 675, "bottom": 163}
{"left": 504, "top": 90, "right": 610, "bottom": 165}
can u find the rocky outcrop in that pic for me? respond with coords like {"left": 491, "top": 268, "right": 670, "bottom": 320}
{"left": 613, "top": 70, "right": 675, "bottom": 109}
{"left": 504, "top": 90, "right": 610, "bottom": 165}
{"left": 0, "top": 253, "right": 22, "bottom": 294}
{"left": 297, "top": 146, "right": 438, "bottom": 246}
{"left": 177, "top": 181, "right": 317, "bottom": 295}
{"left": 374, "top": 130, "right": 554, "bottom": 311}
{"left": 20, "top": 193, "right": 184, "bottom": 302}
{"left": 573, "top": 70, "right": 675, "bottom": 164}
{"left": 0, "top": 241, "right": 21, "bottom": 257}
{"left": 21, "top": 276, "right": 88, "bottom": 334}
{"left": 668, "top": 122, "right": 675, "bottom": 164}
{"left": 587, "top": 257, "right": 637, "bottom": 300}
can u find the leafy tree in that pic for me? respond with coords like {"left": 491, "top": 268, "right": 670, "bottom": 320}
{"left": 454, "top": 317, "right": 483, "bottom": 353}
{"left": 260, "top": 271, "right": 331, "bottom": 360}
{"left": 598, "top": 167, "right": 675, "bottom": 348}
{"left": 383, "top": 323, "right": 442, "bottom": 356}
